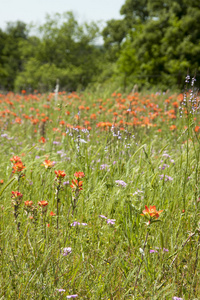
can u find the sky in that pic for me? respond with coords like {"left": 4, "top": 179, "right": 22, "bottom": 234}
{"left": 0, "top": 0, "right": 125, "bottom": 30}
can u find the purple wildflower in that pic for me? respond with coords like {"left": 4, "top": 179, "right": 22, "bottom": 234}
{"left": 115, "top": 180, "right": 127, "bottom": 187}
{"left": 107, "top": 219, "right": 116, "bottom": 225}
{"left": 159, "top": 175, "right": 173, "bottom": 181}
{"left": 100, "top": 164, "right": 109, "bottom": 170}
{"left": 53, "top": 141, "right": 60, "bottom": 145}
{"left": 71, "top": 222, "right": 81, "bottom": 226}
{"left": 63, "top": 181, "right": 70, "bottom": 185}
{"left": 163, "top": 248, "right": 169, "bottom": 252}
{"left": 162, "top": 153, "right": 170, "bottom": 158}
{"left": 172, "top": 297, "right": 183, "bottom": 300}
{"left": 133, "top": 189, "right": 143, "bottom": 196}
{"left": 150, "top": 250, "right": 158, "bottom": 253}
{"left": 159, "top": 164, "right": 169, "bottom": 170}
{"left": 66, "top": 295, "right": 78, "bottom": 299}
{"left": 71, "top": 222, "right": 87, "bottom": 226}
{"left": 57, "top": 289, "right": 66, "bottom": 292}
{"left": 62, "top": 247, "right": 72, "bottom": 256}
{"left": 99, "top": 215, "right": 107, "bottom": 219}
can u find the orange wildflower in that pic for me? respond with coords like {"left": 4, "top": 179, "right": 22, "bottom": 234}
{"left": 90, "top": 113, "right": 97, "bottom": 120}
{"left": 50, "top": 211, "right": 56, "bottom": 216}
{"left": 38, "top": 200, "right": 48, "bottom": 207}
{"left": 70, "top": 179, "right": 83, "bottom": 190}
{"left": 24, "top": 200, "right": 33, "bottom": 207}
{"left": 172, "top": 101, "right": 179, "bottom": 108}
{"left": 31, "top": 118, "right": 39, "bottom": 125}
{"left": 39, "top": 137, "right": 46, "bottom": 143}
{"left": 141, "top": 205, "right": 163, "bottom": 221}
{"left": 74, "top": 172, "right": 85, "bottom": 178}
{"left": 42, "top": 159, "right": 55, "bottom": 169}
{"left": 55, "top": 170, "right": 66, "bottom": 179}
{"left": 11, "top": 191, "right": 23, "bottom": 199}
{"left": 10, "top": 156, "right": 22, "bottom": 163}
{"left": 12, "top": 162, "right": 25, "bottom": 173}
{"left": 15, "top": 117, "right": 22, "bottom": 124}
{"left": 59, "top": 120, "right": 65, "bottom": 126}
{"left": 170, "top": 125, "right": 176, "bottom": 131}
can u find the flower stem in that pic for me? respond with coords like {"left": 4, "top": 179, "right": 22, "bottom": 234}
{"left": 134, "top": 230, "right": 149, "bottom": 291}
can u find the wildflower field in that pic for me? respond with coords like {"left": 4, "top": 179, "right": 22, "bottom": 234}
{"left": 0, "top": 85, "right": 200, "bottom": 299}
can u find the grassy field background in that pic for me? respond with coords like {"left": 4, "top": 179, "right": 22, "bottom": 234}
{"left": 0, "top": 87, "right": 200, "bottom": 299}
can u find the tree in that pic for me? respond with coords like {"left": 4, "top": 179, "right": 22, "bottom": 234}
{"left": 113, "top": 0, "right": 200, "bottom": 89}
{"left": 0, "top": 21, "right": 28, "bottom": 90}
{"left": 120, "top": 0, "right": 149, "bottom": 24}
{"left": 14, "top": 12, "right": 105, "bottom": 91}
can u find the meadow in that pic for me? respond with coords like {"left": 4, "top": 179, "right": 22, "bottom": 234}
{"left": 0, "top": 84, "right": 200, "bottom": 299}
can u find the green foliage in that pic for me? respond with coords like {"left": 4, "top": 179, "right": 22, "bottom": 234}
{"left": 105, "top": 0, "right": 200, "bottom": 90}
{"left": 0, "top": 12, "right": 105, "bottom": 92}
{"left": 120, "top": 0, "right": 149, "bottom": 23}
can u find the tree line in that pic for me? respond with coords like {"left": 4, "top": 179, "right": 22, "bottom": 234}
{"left": 1, "top": 0, "right": 200, "bottom": 92}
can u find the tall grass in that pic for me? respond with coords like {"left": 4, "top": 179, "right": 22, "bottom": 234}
{"left": 0, "top": 87, "right": 200, "bottom": 299}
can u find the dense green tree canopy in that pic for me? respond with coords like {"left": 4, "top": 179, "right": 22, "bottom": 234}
{"left": 113, "top": 0, "right": 200, "bottom": 89}
{"left": 1, "top": 1, "right": 200, "bottom": 91}
{"left": 0, "top": 13, "right": 105, "bottom": 92}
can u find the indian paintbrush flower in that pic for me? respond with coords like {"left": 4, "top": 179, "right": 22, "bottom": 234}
{"left": 12, "top": 162, "right": 25, "bottom": 173}
{"left": 74, "top": 171, "right": 85, "bottom": 178}
{"left": 42, "top": 159, "right": 55, "bottom": 169}
{"left": 38, "top": 200, "right": 48, "bottom": 207}
{"left": 50, "top": 211, "right": 56, "bottom": 216}
{"left": 55, "top": 170, "right": 66, "bottom": 179}
{"left": 24, "top": 200, "right": 33, "bottom": 207}
{"left": 10, "top": 155, "right": 22, "bottom": 163}
{"left": 11, "top": 191, "right": 23, "bottom": 231}
{"left": 70, "top": 179, "right": 83, "bottom": 190}
{"left": 11, "top": 191, "right": 23, "bottom": 200}
{"left": 141, "top": 205, "right": 163, "bottom": 223}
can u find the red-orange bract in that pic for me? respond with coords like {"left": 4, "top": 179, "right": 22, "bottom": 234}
{"left": 74, "top": 171, "right": 85, "bottom": 178}
{"left": 70, "top": 179, "right": 83, "bottom": 190}
{"left": 24, "top": 200, "right": 33, "bottom": 207}
{"left": 10, "top": 156, "right": 22, "bottom": 163}
{"left": 11, "top": 191, "right": 23, "bottom": 199}
{"left": 50, "top": 211, "right": 56, "bottom": 216}
{"left": 38, "top": 200, "right": 48, "bottom": 207}
{"left": 12, "top": 161, "right": 25, "bottom": 173}
{"left": 141, "top": 205, "right": 163, "bottom": 220}
{"left": 55, "top": 170, "right": 66, "bottom": 178}
{"left": 39, "top": 137, "right": 46, "bottom": 143}
{"left": 42, "top": 159, "right": 55, "bottom": 169}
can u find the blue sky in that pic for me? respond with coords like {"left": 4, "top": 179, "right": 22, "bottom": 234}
{"left": 0, "top": 0, "right": 125, "bottom": 30}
